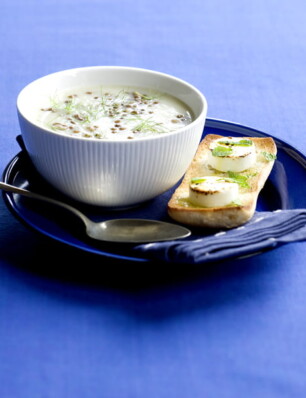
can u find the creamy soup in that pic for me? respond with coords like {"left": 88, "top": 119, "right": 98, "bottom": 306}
{"left": 38, "top": 86, "right": 193, "bottom": 140}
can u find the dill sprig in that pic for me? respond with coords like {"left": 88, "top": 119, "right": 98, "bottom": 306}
{"left": 128, "top": 116, "right": 166, "bottom": 134}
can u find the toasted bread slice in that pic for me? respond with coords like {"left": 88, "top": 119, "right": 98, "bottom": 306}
{"left": 168, "top": 134, "right": 277, "bottom": 229}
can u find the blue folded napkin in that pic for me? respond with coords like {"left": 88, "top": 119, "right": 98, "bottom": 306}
{"left": 135, "top": 209, "right": 306, "bottom": 264}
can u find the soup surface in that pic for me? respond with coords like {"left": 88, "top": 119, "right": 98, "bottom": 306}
{"left": 38, "top": 86, "right": 193, "bottom": 140}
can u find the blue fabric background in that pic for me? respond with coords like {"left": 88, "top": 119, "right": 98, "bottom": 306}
{"left": 1, "top": 1, "right": 306, "bottom": 397}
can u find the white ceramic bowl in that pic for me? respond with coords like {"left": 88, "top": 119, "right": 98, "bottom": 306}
{"left": 17, "top": 66, "right": 207, "bottom": 207}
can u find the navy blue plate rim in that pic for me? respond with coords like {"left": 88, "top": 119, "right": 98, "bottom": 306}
{"left": 2, "top": 118, "right": 306, "bottom": 264}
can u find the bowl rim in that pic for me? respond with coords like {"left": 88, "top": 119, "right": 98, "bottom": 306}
{"left": 17, "top": 65, "right": 208, "bottom": 143}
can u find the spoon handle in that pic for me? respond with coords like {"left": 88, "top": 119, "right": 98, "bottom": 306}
{"left": 0, "top": 181, "right": 91, "bottom": 228}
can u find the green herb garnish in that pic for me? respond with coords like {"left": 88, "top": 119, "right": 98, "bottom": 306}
{"left": 262, "top": 151, "right": 277, "bottom": 161}
{"left": 190, "top": 177, "right": 207, "bottom": 184}
{"left": 235, "top": 139, "right": 253, "bottom": 146}
{"left": 228, "top": 199, "right": 242, "bottom": 207}
{"left": 212, "top": 146, "right": 233, "bottom": 157}
{"left": 218, "top": 139, "right": 253, "bottom": 147}
{"left": 226, "top": 171, "right": 250, "bottom": 189}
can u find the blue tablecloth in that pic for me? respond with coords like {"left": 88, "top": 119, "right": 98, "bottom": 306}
{"left": 1, "top": 1, "right": 306, "bottom": 397}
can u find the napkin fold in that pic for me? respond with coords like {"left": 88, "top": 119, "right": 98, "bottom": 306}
{"left": 135, "top": 209, "right": 306, "bottom": 264}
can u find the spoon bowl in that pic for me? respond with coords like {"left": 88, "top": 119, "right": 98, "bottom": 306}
{"left": 0, "top": 182, "right": 191, "bottom": 243}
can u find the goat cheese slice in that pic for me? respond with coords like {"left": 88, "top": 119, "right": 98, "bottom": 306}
{"left": 189, "top": 176, "right": 239, "bottom": 207}
{"left": 207, "top": 137, "right": 256, "bottom": 172}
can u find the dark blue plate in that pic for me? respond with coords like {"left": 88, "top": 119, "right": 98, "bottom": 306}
{"left": 2, "top": 119, "right": 306, "bottom": 263}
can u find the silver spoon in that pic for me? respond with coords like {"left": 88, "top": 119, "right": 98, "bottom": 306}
{"left": 0, "top": 182, "right": 191, "bottom": 243}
